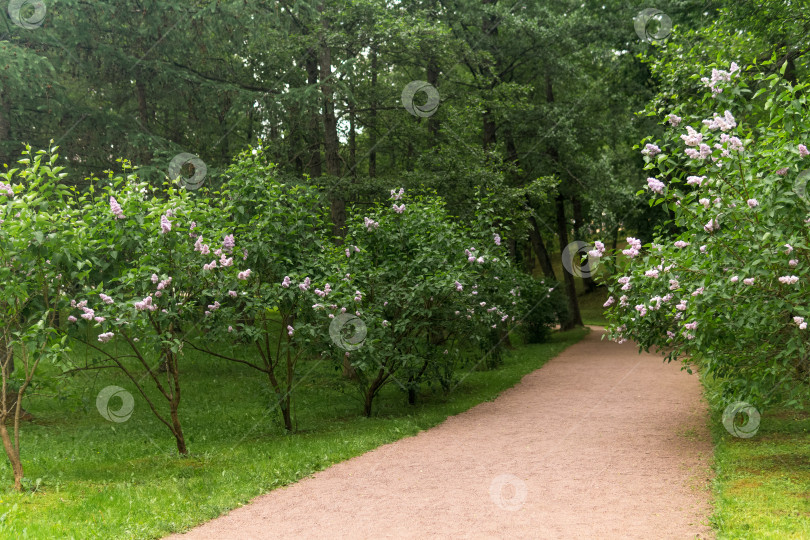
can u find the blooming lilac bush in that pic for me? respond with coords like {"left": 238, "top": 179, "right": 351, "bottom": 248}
{"left": 0, "top": 146, "right": 85, "bottom": 490}
{"left": 309, "top": 190, "right": 552, "bottom": 416}
{"left": 186, "top": 147, "right": 332, "bottom": 432}
{"left": 603, "top": 62, "right": 810, "bottom": 407}
{"left": 64, "top": 163, "right": 248, "bottom": 454}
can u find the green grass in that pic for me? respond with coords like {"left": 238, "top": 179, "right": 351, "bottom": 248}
{"left": 0, "top": 327, "right": 588, "bottom": 538}
{"left": 704, "top": 379, "right": 810, "bottom": 539}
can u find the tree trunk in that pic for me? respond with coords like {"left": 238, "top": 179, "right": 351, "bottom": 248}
{"left": 0, "top": 422, "right": 23, "bottom": 491}
{"left": 168, "top": 354, "right": 187, "bottom": 455}
{"left": 427, "top": 57, "right": 440, "bottom": 146}
{"left": 318, "top": 7, "right": 345, "bottom": 237}
{"left": 305, "top": 52, "right": 323, "bottom": 178}
{"left": 0, "top": 90, "right": 10, "bottom": 168}
{"left": 369, "top": 45, "right": 378, "bottom": 178}
{"left": 572, "top": 194, "right": 596, "bottom": 293}
{"left": 528, "top": 214, "right": 556, "bottom": 280}
{"left": 555, "top": 195, "right": 583, "bottom": 329}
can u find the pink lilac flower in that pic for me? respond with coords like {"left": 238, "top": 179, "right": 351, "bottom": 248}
{"left": 635, "top": 304, "right": 647, "bottom": 316}
{"left": 98, "top": 332, "right": 114, "bottom": 343}
{"left": 134, "top": 296, "right": 157, "bottom": 311}
{"left": 645, "top": 269, "right": 659, "bottom": 278}
{"left": 785, "top": 244, "right": 794, "bottom": 254}
{"left": 345, "top": 248, "right": 351, "bottom": 258}
{"left": 228, "top": 290, "right": 237, "bottom": 298}
{"left": 220, "top": 255, "right": 234, "bottom": 267}
{"left": 68, "top": 315, "right": 78, "bottom": 323}
{"left": 676, "top": 300, "right": 687, "bottom": 311}
{"left": 364, "top": 217, "right": 379, "bottom": 230}
{"left": 642, "top": 144, "right": 661, "bottom": 157}
{"left": 692, "top": 287, "right": 705, "bottom": 296}
{"left": 160, "top": 214, "right": 172, "bottom": 234}
{"left": 287, "top": 325, "right": 294, "bottom": 337}
{"left": 299, "top": 277, "right": 311, "bottom": 291}
{"left": 743, "top": 278, "right": 755, "bottom": 285}
{"left": 747, "top": 199, "right": 759, "bottom": 208}
{"left": 704, "top": 218, "right": 719, "bottom": 233}
{"left": 228, "top": 326, "right": 234, "bottom": 332}
{"left": 730, "top": 276, "right": 739, "bottom": 283}
{"left": 622, "top": 237, "right": 642, "bottom": 258}
{"left": 99, "top": 293, "right": 114, "bottom": 304}
{"left": 109, "top": 197, "right": 125, "bottom": 219}
{"left": 588, "top": 241, "right": 606, "bottom": 259}
{"left": 237, "top": 269, "right": 252, "bottom": 280}
{"left": 151, "top": 273, "right": 159, "bottom": 284}
{"left": 686, "top": 176, "right": 706, "bottom": 186}
{"left": 393, "top": 204, "right": 405, "bottom": 213}
{"left": 667, "top": 114, "right": 681, "bottom": 127}
{"left": 674, "top": 240, "right": 690, "bottom": 248}
{"left": 669, "top": 279, "right": 679, "bottom": 290}
{"left": 81, "top": 309, "right": 95, "bottom": 321}
{"left": 455, "top": 281, "right": 463, "bottom": 292}
{"left": 203, "top": 260, "right": 217, "bottom": 271}
{"left": 222, "top": 234, "right": 235, "bottom": 253}
{"left": 703, "top": 110, "right": 737, "bottom": 131}
{"left": 94, "top": 316, "right": 105, "bottom": 323}
{"left": 789, "top": 259, "right": 798, "bottom": 267}
{"left": 390, "top": 188, "right": 405, "bottom": 200}
{"left": 619, "top": 295, "right": 629, "bottom": 307}
{"left": 282, "top": 276, "right": 291, "bottom": 288}
{"left": 647, "top": 177, "right": 665, "bottom": 194}
{"left": 776, "top": 167, "right": 789, "bottom": 176}
{"left": 779, "top": 275, "right": 799, "bottom": 284}
{"left": 494, "top": 233, "right": 501, "bottom": 246}
{"left": 667, "top": 331, "right": 676, "bottom": 339}
{"left": 800, "top": 144, "right": 809, "bottom": 158}
{"left": 681, "top": 126, "right": 702, "bottom": 147}
{"left": 699, "top": 198, "right": 711, "bottom": 209}
{"left": 242, "top": 248, "right": 248, "bottom": 260}
{"left": 604, "top": 296, "right": 615, "bottom": 308}
{"left": 685, "top": 321, "right": 698, "bottom": 330}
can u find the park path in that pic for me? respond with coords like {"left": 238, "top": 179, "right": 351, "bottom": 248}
{"left": 168, "top": 327, "right": 714, "bottom": 539}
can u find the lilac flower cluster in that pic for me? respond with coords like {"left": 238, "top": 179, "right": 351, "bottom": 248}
{"left": 622, "top": 237, "right": 642, "bottom": 258}
{"left": 109, "top": 196, "right": 125, "bottom": 219}
{"left": 700, "top": 62, "right": 739, "bottom": 94}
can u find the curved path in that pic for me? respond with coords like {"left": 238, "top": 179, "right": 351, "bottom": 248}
{"left": 169, "top": 328, "right": 714, "bottom": 539}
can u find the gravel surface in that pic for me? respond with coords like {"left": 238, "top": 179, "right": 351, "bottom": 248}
{"left": 168, "top": 327, "right": 714, "bottom": 539}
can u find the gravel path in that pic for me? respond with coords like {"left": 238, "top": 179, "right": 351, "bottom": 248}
{"left": 169, "top": 327, "right": 714, "bottom": 539}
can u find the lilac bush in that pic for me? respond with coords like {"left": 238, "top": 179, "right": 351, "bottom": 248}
{"left": 602, "top": 62, "right": 810, "bottom": 407}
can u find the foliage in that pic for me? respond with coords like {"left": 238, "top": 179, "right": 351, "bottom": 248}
{"left": 603, "top": 61, "right": 810, "bottom": 408}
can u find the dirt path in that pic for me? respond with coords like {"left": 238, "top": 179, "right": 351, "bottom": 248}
{"left": 169, "top": 328, "right": 714, "bottom": 539}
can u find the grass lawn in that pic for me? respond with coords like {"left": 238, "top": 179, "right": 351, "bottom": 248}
{"left": 0, "top": 327, "right": 588, "bottom": 538}
{"left": 704, "top": 380, "right": 810, "bottom": 538}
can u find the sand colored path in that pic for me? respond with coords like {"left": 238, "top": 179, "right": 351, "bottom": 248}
{"left": 169, "top": 328, "right": 714, "bottom": 539}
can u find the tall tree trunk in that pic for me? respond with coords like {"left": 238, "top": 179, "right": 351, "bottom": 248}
{"left": 555, "top": 195, "right": 583, "bottom": 329}
{"left": 0, "top": 91, "right": 9, "bottom": 168}
{"left": 305, "top": 52, "right": 322, "bottom": 178}
{"left": 572, "top": 194, "right": 596, "bottom": 293}
{"left": 369, "top": 45, "right": 378, "bottom": 178}
{"left": 427, "top": 57, "right": 440, "bottom": 146}
{"left": 134, "top": 79, "right": 153, "bottom": 164}
{"left": 318, "top": 6, "right": 345, "bottom": 237}
{"left": 481, "top": 0, "right": 498, "bottom": 150}
{"left": 528, "top": 215, "right": 556, "bottom": 280}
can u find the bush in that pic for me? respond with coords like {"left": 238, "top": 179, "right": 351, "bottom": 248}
{"left": 602, "top": 61, "right": 810, "bottom": 408}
